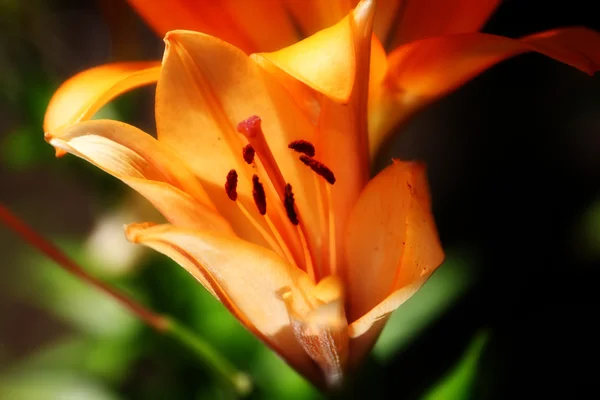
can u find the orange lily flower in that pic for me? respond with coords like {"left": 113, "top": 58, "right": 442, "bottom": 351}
{"left": 43, "top": 0, "right": 444, "bottom": 388}
{"left": 124, "top": 0, "right": 600, "bottom": 154}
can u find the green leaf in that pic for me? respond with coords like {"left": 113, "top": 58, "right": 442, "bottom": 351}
{"left": 421, "top": 331, "right": 489, "bottom": 400}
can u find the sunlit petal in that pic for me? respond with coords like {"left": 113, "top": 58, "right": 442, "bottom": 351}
{"left": 312, "top": 0, "right": 375, "bottom": 278}
{"left": 370, "top": 27, "right": 600, "bottom": 156}
{"left": 255, "top": 11, "right": 356, "bottom": 103}
{"left": 124, "top": 222, "right": 321, "bottom": 381}
{"left": 43, "top": 62, "right": 160, "bottom": 133}
{"left": 45, "top": 119, "right": 232, "bottom": 234}
{"left": 345, "top": 160, "right": 444, "bottom": 363}
{"left": 159, "top": 30, "right": 326, "bottom": 260}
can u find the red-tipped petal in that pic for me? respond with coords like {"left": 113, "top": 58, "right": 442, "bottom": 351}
{"left": 386, "top": 0, "right": 500, "bottom": 48}
{"left": 127, "top": 0, "right": 299, "bottom": 53}
{"left": 370, "top": 27, "right": 600, "bottom": 155}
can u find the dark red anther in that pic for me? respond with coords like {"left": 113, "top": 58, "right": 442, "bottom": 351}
{"left": 299, "top": 155, "right": 336, "bottom": 185}
{"left": 284, "top": 184, "right": 299, "bottom": 225}
{"left": 242, "top": 144, "right": 255, "bottom": 164}
{"left": 288, "top": 140, "right": 315, "bottom": 157}
{"left": 252, "top": 174, "right": 267, "bottom": 215}
{"left": 225, "top": 169, "right": 238, "bottom": 201}
{"left": 237, "top": 115, "right": 262, "bottom": 138}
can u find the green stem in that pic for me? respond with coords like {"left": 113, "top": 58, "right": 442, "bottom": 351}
{"left": 164, "top": 318, "right": 253, "bottom": 396}
{"left": 0, "top": 203, "right": 252, "bottom": 397}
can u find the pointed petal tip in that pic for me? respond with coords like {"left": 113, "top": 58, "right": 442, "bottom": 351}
{"left": 353, "top": 0, "right": 376, "bottom": 26}
{"left": 44, "top": 134, "right": 68, "bottom": 158}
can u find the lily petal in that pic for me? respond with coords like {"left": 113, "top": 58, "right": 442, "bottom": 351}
{"left": 344, "top": 160, "right": 444, "bottom": 363}
{"left": 255, "top": 10, "right": 356, "bottom": 103}
{"left": 283, "top": 275, "right": 349, "bottom": 387}
{"left": 315, "top": 0, "right": 375, "bottom": 278}
{"left": 158, "top": 30, "right": 326, "bottom": 262}
{"left": 371, "top": 27, "right": 600, "bottom": 155}
{"left": 259, "top": 0, "right": 376, "bottom": 278}
{"left": 387, "top": 0, "right": 500, "bottom": 48}
{"left": 127, "top": 0, "right": 299, "bottom": 53}
{"left": 124, "top": 222, "right": 321, "bottom": 382}
{"left": 371, "top": 0, "right": 402, "bottom": 45}
{"left": 45, "top": 119, "right": 232, "bottom": 234}
{"left": 281, "top": 0, "right": 353, "bottom": 39}
{"left": 44, "top": 62, "right": 160, "bottom": 133}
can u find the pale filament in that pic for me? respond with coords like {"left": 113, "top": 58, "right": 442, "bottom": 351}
{"left": 263, "top": 214, "right": 297, "bottom": 270}
{"left": 234, "top": 200, "right": 291, "bottom": 264}
{"left": 325, "top": 184, "right": 337, "bottom": 277}
{"left": 310, "top": 171, "right": 328, "bottom": 278}
{"left": 297, "top": 224, "right": 316, "bottom": 282}
{"left": 251, "top": 156, "right": 306, "bottom": 270}
{"left": 238, "top": 117, "right": 318, "bottom": 275}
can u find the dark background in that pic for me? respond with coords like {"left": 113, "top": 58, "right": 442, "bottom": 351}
{"left": 1, "top": 0, "right": 599, "bottom": 399}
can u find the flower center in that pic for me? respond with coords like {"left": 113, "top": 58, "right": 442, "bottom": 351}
{"left": 223, "top": 115, "right": 336, "bottom": 282}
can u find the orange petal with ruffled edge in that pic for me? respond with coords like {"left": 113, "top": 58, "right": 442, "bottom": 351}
{"left": 127, "top": 0, "right": 299, "bottom": 53}
{"left": 370, "top": 27, "right": 600, "bottom": 156}
{"left": 124, "top": 222, "right": 323, "bottom": 384}
{"left": 344, "top": 160, "right": 444, "bottom": 365}
{"left": 45, "top": 119, "right": 232, "bottom": 235}
{"left": 43, "top": 62, "right": 160, "bottom": 134}
{"left": 387, "top": 0, "right": 500, "bottom": 48}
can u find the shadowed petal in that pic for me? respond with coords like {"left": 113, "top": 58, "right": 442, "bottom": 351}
{"left": 124, "top": 222, "right": 322, "bottom": 382}
{"left": 370, "top": 27, "right": 600, "bottom": 155}
{"left": 281, "top": 0, "right": 353, "bottom": 39}
{"left": 387, "top": 0, "right": 500, "bottom": 48}
{"left": 344, "top": 160, "right": 444, "bottom": 365}
{"left": 44, "top": 62, "right": 160, "bottom": 133}
{"left": 127, "top": 0, "right": 299, "bottom": 53}
{"left": 45, "top": 119, "right": 232, "bottom": 234}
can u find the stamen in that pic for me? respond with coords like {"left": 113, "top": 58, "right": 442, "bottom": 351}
{"left": 252, "top": 174, "right": 267, "bottom": 215}
{"left": 237, "top": 115, "right": 316, "bottom": 275}
{"left": 284, "top": 184, "right": 299, "bottom": 225}
{"left": 242, "top": 144, "right": 255, "bottom": 164}
{"left": 299, "top": 155, "right": 336, "bottom": 185}
{"left": 288, "top": 140, "right": 315, "bottom": 157}
{"left": 225, "top": 169, "right": 238, "bottom": 201}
